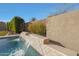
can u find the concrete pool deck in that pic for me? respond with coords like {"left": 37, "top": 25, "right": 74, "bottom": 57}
{"left": 20, "top": 32, "right": 77, "bottom": 56}
{"left": 0, "top": 34, "right": 19, "bottom": 39}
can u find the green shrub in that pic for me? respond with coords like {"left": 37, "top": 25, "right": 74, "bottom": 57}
{"left": 28, "top": 22, "right": 46, "bottom": 36}
{"left": 7, "top": 16, "right": 25, "bottom": 33}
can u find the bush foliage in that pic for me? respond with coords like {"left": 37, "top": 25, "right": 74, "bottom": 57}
{"left": 0, "top": 31, "right": 8, "bottom": 36}
{"left": 28, "top": 21, "right": 46, "bottom": 36}
{"left": 7, "top": 16, "right": 25, "bottom": 33}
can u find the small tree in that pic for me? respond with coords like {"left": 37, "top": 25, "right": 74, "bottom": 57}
{"left": 8, "top": 16, "right": 25, "bottom": 33}
{"left": 0, "top": 22, "right": 6, "bottom": 31}
{"left": 31, "top": 17, "right": 36, "bottom": 22}
{"left": 28, "top": 21, "right": 46, "bottom": 36}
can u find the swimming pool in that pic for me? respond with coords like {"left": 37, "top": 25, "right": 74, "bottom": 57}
{"left": 0, "top": 37, "right": 41, "bottom": 56}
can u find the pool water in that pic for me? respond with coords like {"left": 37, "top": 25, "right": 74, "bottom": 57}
{"left": 0, "top": 37, "right": 41, "bottom": 56}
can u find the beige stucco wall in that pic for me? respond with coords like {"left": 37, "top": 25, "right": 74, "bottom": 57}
{"left": 47, "top": 11, "right": 79, "bottom": 53}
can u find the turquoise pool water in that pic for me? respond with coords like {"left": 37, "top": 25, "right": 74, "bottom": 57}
{"left": 0, "top": 37, "right": 41, "bottom": 56}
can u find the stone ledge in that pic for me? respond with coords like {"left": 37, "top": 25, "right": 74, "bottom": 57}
{"left": 20, "top": 32, "right": 77, "bottom": 56}
{"left": 0, "top": 34, "right": 19, "bottom": 39}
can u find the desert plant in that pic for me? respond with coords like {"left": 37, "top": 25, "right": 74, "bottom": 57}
{"left": 28, "top": 21, "right": 46, "bottom": 36}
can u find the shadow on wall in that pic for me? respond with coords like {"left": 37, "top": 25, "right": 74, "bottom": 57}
{"left": 44, "top": 39, "right": 64, "bottom": 47}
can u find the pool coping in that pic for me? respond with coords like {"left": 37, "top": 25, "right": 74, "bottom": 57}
{"left": 0, "top": 34, "right": 20, "bottom": 39}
